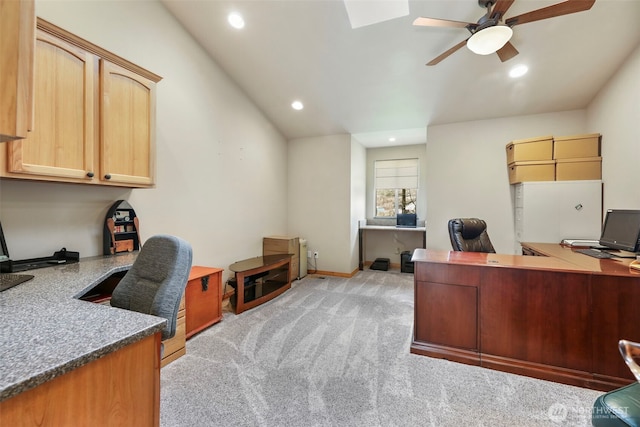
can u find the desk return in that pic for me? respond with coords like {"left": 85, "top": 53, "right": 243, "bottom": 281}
{"left": 411, "top": 245, "right": 640, "bottom": 392}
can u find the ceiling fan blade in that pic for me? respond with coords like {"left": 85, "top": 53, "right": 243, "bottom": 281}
{"left": 506, "top": 0, "right": 595, "bottom": 27}
{"left": 413, "top": 16, "right": 474, "bottom": 29}
{"left": 496, "top": 41, "right": 519, "bottom": 62}
{"left": 491, "top": 0, "right": 515, "bottom": 20}
{"left": 426, "top": 39, "right": 468, "bottom": 66}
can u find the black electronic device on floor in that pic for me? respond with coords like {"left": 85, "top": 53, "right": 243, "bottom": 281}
{"left": 401, "top": 251, "right": 414, "bottom": 273}
{"left": 370, "top": 257, "right": 390, "bottom": 271}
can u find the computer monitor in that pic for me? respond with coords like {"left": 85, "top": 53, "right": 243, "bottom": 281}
{"left": 396, "top": 213, "right": 417, "bottom": 228}
{"left": 599, "top": 209, "right": 640, "bottom": 253}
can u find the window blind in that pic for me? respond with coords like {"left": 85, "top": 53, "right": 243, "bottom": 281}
{"left": 374, "top": 158, "right": 418, "bottom": 189}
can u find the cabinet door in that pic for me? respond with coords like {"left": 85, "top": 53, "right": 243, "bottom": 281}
{"left": 0, "top": 0, "right": 35, "bottom": 142}
{"left": 516, "top": 181, "right": 602, "bottom": 243}
{"left": 100, "top": 60, "right": 156, "bottom": 186}
{"left": 7, "top": 30, "right": 97, "bottom": 180}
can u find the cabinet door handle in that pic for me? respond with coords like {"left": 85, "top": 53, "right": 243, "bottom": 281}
{"left": 104, "top": 174, "right": 111, "bottom": 180}
{"left": 86, "top": 172, "right": 94, "bottom": 178}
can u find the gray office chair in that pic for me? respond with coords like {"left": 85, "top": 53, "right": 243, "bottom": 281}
{"left": 111, "top": 234, "right": 193, "bottom": 340}
{"left": 448, "top": 218, "right": 496, "bottom": 253}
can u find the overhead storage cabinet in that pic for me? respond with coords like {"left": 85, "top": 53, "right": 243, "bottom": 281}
{"left": 0, "top": 18, "right": 161, "bottom": 188}
{"left": 0, "top": 0, "right": 35, "bottom": 142}
{"left": 7, "top": 28, "right": 97, "bottom": 181}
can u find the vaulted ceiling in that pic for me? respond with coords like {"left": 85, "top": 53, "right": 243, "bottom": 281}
{"left": 161, "top": 0, "right": 640, "bottom": 147}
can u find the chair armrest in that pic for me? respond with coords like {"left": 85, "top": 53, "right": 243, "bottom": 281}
{"left": 619, "top": 339, "right": 640, "bottom": 383}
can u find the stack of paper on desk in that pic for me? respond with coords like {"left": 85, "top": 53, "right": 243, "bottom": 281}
{"left": 561, "top": 239, "right": 601, "bottom": 247}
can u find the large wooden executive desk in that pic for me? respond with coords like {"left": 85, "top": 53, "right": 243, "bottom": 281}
{"left": 411, "top": 243, "right": 640, "bottom": 391}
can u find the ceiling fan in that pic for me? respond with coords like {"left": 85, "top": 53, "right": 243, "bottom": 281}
{"left": 413, "top": 0, "right": 595, "bottom": 66}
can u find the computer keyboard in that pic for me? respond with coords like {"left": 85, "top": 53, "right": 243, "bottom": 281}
{"left": 575, "top": 248, "right": 615, "bottom": 259}
{"left": 0, "top": 273, "right": 34, "bottom": 292}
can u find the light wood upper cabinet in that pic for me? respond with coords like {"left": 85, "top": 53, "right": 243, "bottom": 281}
{"left": 0, "top": 0, "right": 35, "bottom": 142}
{"left": 100, "top": 61, "right": 156, "bottom": 186}
{"left": 7, "top": 29, "right": 97, "bottom": 180}
{"left": 0, "top": 18, "right": 161, "bottom": 188}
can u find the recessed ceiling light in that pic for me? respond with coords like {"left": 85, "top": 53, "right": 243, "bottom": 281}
{"left": 291, "top": 100, "right": 304, "bottom": 110}
{"left": 509, "top": 64, "right": 528, "bottom": 78}
{"left": 389, "top": 137, "right": 396, "bottom": 142}
{"left": 228, "top": 12, "right": 245, "bottom": 29}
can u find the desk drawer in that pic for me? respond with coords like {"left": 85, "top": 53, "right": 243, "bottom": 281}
{"left": 415, "top": 263, "right": 481, "bottom": 286}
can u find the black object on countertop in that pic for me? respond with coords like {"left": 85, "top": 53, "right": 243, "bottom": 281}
{"left": 0, "top": 248, "right": 79, "bottom": 273}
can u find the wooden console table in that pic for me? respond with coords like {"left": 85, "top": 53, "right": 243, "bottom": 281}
{"left": 411, "top": 244, "right": 640, "bottom": 391}
{"left": 229, "top": 254, "right": 292, "bottom": 314}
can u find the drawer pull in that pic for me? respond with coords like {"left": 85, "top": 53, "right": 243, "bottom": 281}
{"left": 201, "top": 276, "right": 209, "bottom": 291}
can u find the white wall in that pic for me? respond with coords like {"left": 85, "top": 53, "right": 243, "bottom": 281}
{"left": 426, "top": 42, "right": 640, "bottom": 254}
{"left": 287, "top": 134, "right": 353, "bottom": 274}
{"left": 587, "top": 44, "right": 640, "bottom": 210}
{"left": 426, "top": 111, "right": 587, "bottom": 253}
{"left": 350, "top": 139, "right": 366, "bottom": 273}
{"left": 0, "top": 1, "right": 288, "bottom": 282}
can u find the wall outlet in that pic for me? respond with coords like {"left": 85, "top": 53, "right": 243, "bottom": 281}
{"left": 313, "top": 251, "right": 319, "bottom": 259}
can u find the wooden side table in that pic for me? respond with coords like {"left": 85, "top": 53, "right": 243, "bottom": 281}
{"left": 185, "top": 266, "right": 223, "bottom": 339}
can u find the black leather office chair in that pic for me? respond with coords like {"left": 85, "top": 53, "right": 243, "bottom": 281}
{"left": 592, "top": 340, "right": 640, "bottom": 426}
{"left": 111, "top": 234, "right": 193, "bottom": 340}
{"left": 448, "top": 218, "right": 496, "bottom": 253}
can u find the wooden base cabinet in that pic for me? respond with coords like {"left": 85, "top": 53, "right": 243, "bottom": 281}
{"left": 0, "top": 333, "right": 161, "bottom": 426}
{"left": 161, "top": 295, "right": 186, "bottom": 367}
{"left": 185, "top": 266, "right": 223, "bottom": 339}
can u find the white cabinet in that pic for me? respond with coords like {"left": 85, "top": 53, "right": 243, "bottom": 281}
{"left": 514, "top": 180, "right": 602, "bottom": 251}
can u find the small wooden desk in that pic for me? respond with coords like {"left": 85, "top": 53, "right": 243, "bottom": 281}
{"left": 229, "top": 254, "right": 292, "bottom": 314}
{"left": 358, "top": 225, "right": 426, "bottom": 270}
{"left": 411, "top": 244, "right": 640, "bottom": 391}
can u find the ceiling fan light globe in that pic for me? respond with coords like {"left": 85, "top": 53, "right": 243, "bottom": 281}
{"left": 467, "top": 26, "right": 513, "bottom": 55}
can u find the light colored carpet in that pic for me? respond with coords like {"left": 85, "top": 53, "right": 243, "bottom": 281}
{"left": 160, "top": 270, "right": 602, "bottom": 426}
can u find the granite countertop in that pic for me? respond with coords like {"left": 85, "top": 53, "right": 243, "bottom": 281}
{"left": 0, "top": 253, "right": 166, "bottom": 402}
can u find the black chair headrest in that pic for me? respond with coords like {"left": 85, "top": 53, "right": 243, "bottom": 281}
{"left": 461, "top": 219, "right": 487, "bottom": 239}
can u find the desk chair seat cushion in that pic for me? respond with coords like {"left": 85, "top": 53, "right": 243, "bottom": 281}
{"left": 111, "top": 234, "right": 192, "bottom": 340}
{"left": 448, "top": 218, "right": 496, "bottom": 253}
{"left": 592, "top": 382, "right": 640, "bottom": 427}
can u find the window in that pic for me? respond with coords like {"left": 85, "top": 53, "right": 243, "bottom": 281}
{"left": 374, "top": 158, "right": 418, "bottom": 217}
